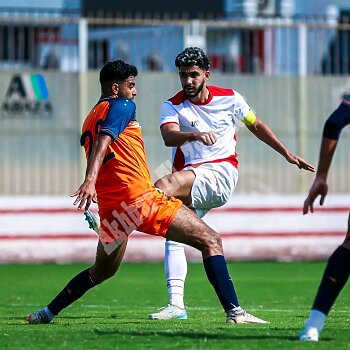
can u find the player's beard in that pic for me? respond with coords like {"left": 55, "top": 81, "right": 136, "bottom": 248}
{"left": 183, "top": 81, "right": 205, "bottom": 99}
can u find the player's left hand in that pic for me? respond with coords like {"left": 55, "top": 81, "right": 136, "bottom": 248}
{"left": 303, "top": 176, "right": 328, "bottom": 214}
{"left": 285, "top": 152, "right": 315, "bottom": 172}
{"left": 71, "top": 180, "right": 97, "bottom": 210}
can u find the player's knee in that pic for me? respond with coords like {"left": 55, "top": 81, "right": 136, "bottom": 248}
{"left": 342, "top": 232, "right": 350, "bottom": 249}
{"left": 202, "top": 229, "right": 222, "bottom": 250}
{"left": 213, "top": 233, "right": 223, "bottom": 248}
{"left": 89, "top": 266, "right": 117, "bottom": 283}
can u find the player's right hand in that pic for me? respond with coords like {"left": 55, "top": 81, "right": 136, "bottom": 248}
{"left": 303, "top": 177, "right": 328, "bottom": 215}
{"left": 71, "top": 180, "right": 97, "bottom": 211}
{"left": 192, "top": 131, "right": 217, "bottom": 145}
{"left": 285, "top": 152, "right": 315, "bottom": 172}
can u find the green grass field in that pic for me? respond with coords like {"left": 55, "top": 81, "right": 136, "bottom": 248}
{"left": 0, "top": 262, "right": 349, "bottom": 350}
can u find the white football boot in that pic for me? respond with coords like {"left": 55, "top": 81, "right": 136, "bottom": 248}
{"left": 148, "top": 304, "right": 188, "bottom": 320}
{"left": 226, "top": 306, "right": 268, "bottom": 324}
{"left": 299, "top": 326, "right": 319, "bottom": 341}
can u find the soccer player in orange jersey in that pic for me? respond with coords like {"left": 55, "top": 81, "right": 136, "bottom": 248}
{"left": 27, "top": 60, "right": 267, "bottom": 325}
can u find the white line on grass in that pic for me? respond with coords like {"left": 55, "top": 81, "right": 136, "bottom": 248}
{"left": 8, "top": 304, "right": 349, "bottom": 313}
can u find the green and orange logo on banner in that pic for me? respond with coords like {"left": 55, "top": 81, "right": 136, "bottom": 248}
{"left": 1, "top": 74, "right": 53, "bottom": 117}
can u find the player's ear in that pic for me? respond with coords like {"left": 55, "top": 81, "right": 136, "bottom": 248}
{"left": 205, "top": 70, "right": 210, "bottom": 81}
{"left": 111, "top": 82, "right": 119, "bottom": 96}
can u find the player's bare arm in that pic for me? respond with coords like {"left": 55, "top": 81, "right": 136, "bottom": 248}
{"left": 303, "top": 97, "right": 350, "bottom": 215}
{"left": 71, "top": 134, "right": 113, "bottom": 210}
{"left": 161, "top": 123, "right": 217, "bottom": 146}
{"left": 303, "top": 137, "right": 338, "bottom": 215}
{"left": 299, "top": 97, "right": 350, "bottom": 342}
{"left": 246, "top": 116, "right": 315, "bottom": 172}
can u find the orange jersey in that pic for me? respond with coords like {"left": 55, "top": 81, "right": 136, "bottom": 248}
{"left": 81, "top": 97, "right": 154, "bottom": 209}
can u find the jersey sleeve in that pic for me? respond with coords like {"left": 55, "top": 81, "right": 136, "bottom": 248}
{"left": 160, "top": 101, "right": 179, "bottom": 127}
{"left": 323, "top": 96, "right": 350, "bottom": 140}
{"left": 232, "top": 91, "right": 256, "bottom": 126}
{"left": 100, "top": 99, "right": 136, "bottom": 140}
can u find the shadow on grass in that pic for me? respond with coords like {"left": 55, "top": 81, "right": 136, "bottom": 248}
{"left": 0, "top": 315, "right": 145, "bottom": 326}
{"left": 2, "top": 316, "right": 333, "bottom": 342}
{"left": 93, "top": 328, "right": 333, "bottom": 341}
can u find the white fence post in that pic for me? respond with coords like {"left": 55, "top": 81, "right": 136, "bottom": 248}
{"left": 298, "top": 23, "right": 307, "bottom": 76}
{"left": 78, "top": 18, "right": 88, "bottom": 72}
{"left": 78, "top": 18, "right": 89, "bottom": 181}
{"left": 183, "top": 20, "right": 206, "bottom": 50}
{"left": 297, "top": 23, "right": 308, "bottom": 193}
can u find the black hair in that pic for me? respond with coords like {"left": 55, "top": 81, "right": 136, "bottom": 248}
{"left": 99, "top": 60, "right": 138, "bottom": 86}
{"left": 175, "top": 47, "right": 210, "bottom": 70}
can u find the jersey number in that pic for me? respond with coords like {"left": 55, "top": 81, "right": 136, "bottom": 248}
{"left": 80, "top": 119, "right": 104, "bottom": 158}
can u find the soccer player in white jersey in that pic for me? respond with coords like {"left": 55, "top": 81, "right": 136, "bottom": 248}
{"left": 148, "top": 47, "right": 315, "bottom": 320}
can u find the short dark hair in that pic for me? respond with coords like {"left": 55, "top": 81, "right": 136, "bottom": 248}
{"left": 175, "top": 47, "right": 210, "bottom": 70}
{"left": 99, "top": 60, "right": 138, "bottom": 86}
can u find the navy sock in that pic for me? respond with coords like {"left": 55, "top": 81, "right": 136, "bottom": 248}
{"left": 313, "top": 245, "right": 350, "bottom": 315}
{"left": 203, "top": 255, "right": 239, "bottom": 312}
{"left": 48, "top": 268, "right": 99, "bottom": 316}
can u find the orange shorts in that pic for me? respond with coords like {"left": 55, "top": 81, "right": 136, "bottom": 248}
{"left": 99, "top": 189, "right": 182, "bottom": 243}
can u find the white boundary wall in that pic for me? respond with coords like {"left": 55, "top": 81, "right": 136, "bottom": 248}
{"left": 0, "top": 195, "right": 348, "bottom": 263}
{"left": 2, "top": 73, "right": 350, "bottom": 195}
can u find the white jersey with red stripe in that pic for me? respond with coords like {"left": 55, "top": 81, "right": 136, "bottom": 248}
{"left": 160, "top": 85, "right": 251, "bottom": 170}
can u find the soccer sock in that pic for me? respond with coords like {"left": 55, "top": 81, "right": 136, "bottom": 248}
{"left": 304, "top": 309, "right": 326, "bottom": 332}
{"left": 203, "top": 255, "right": 239, "bottom": 312}
{"left": 165, "top": 240, "right": 187, "bottom": 309}
{"left": 312, "top": 245, "right": 350, "bottom": 315}
{"left": 43, "top": 306, "right": 54, "bottom": 322}
{"left": 47, "top": 268, "right": 99, "bottom": 316}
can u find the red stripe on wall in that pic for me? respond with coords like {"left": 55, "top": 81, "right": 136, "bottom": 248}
{"left": 0, "top": 208, "right": 83, "bottom": 214}
{"left": 0, "top": 206, "right": 348, "bottom": 215}
{"left": 0, "top": 231, "right": 344, "bottom": 240}
{"left": 0, "top": 234, "right": 97, "bottom": 240}
{"left": 212, "top": 206, "right": 349, "bottom": 213}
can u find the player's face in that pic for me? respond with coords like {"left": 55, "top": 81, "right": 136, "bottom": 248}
{"left": 118, "top": 76, "right": 137, "bottom": 100}
{"left": 179, "top": 66, "right": 210, "bottom": 98}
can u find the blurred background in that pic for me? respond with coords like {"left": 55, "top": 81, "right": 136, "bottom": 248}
{"left": 0, "top": 0, "right": 349, "bottom": 263}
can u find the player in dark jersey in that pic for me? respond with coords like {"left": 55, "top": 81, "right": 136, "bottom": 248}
{"left": 299, "top": 95, "right": 350, "bottom": 341}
